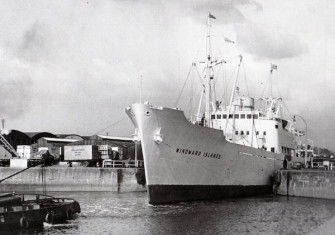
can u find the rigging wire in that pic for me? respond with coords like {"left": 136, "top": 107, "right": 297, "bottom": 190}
{"left": 188, "top": 66, "right": 195, "bottom": 117}
{"left": 260, "top": 72, "right": 271, "bottom": 98}
{"left": 174, "top": 63, "right": 194, "bottom": 107}
{"left": 212, "top": 67, "right": 217, "bottom": 108}
{"left": 241, "top": 62, "right": 250, "bottom": 96}
{"left": 275, "top": 85, "right": 293, "bottom": 119}
{"left": 224, "top": 56, "right": 243, "bottom": 135}
{"left": 220, "top": 55, "right": 242, "bottom": 105}
{"left": 94, "top": 118, "right": 127, "bottom": 136}
{"left": 195, "top": 64, "right": 205, "bottom": 85}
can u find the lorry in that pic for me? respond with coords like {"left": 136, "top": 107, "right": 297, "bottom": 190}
{"left": 28, "top": 149, "right": 56, "bottom": 167}
{"left": 64, "top": 145, "right": 99, "bottom": 167}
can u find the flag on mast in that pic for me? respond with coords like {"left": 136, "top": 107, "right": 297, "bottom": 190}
{"left": 271, "top": 64, "right": 278, "bottom": 70}
{"left": 209, "top": 12, "right": 216, "bottom": 19}
{"left": 224, "top": 37, "right": 235, "bottom": 44}
{"left": 270, "top": 64, "right": 278, "bottom": 73}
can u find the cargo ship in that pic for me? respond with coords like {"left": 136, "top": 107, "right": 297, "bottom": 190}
{"left": 126, "top": 14, "right": 305, "bottom": 204}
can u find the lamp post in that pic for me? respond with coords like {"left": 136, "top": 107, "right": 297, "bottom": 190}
{"left": 294, "top": 115, "right": 308, "bottom": 167}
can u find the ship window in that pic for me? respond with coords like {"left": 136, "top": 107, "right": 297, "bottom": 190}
{"left": 217, "top": 114, "right": 222, "bottom": 119}
{"left": 229, "top": 114, "right": 233, "bottom": 119}
{"left": 253, "top": 114, "right": 258, "bottom": 119}
{"left": 211, "top": 115, "right": 215, "bottom": 119}
{"left": 256, "top": 131, "right": 259, "bottom": 135}
{"left": 263, "top": 131, "right": 267, "bottom": 135}
{"left": 241, "top": 114, "right": 245, "bottom": 119}
{"left": 234, "top": 114, "right": 239, "bottom": 119}
{"left": 275, "top": 124, "right": 278, "bottom": 129}
{"left": 247, "top": 114, "right": 252, "bottom": 119}
{"left": 222, "top": 114, "right": 227, "bottom": 119}
{"left": 271, "top": 147, "right": 275, "bottom": 153}
{"left": 246, "top": 131, "right": 250, "bottom": 135}
{"left": 240, "top": 131, "right": 244, "bottom": 135}
{"left": 235, "top": 131, "right": 238, "bottom": 135}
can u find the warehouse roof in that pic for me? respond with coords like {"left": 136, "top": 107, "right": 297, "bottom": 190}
{"left": 43, "top": 137, "right": 80, "bottom": 143}
{"left": 97, "top": 135, "right": 134, "bottom": 142}
{"left": 56, "top": 134, "right": 84, "bottom": 140}
{"left": 2, "top": 130, "right": 31, "bottom": 148}
{"left": 25, "top": 132, "right": 57, "bottom": 143}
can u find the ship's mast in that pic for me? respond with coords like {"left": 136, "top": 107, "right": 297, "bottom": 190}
{"left": 225, "top": 55, "right": 243, "bottom": 141}
{"left": 205, "top": 13, "right": 218, "bottom": 127}
{"left": 202, "top": 13, "right": 225, "bottom": 127}
{"left": 205, "top": 14, "right": 212, "bottom": 127}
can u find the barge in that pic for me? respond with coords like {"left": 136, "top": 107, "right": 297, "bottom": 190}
{"left": 0, "top": 193, "right": 80, "bottom": 230}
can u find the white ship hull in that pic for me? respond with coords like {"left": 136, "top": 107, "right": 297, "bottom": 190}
{"left": 126, "top": 103, "right": 285, "bottom": 204}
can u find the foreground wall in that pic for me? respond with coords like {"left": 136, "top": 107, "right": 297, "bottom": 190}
{"left": 0, "top": 167, "right": 146, "bottom": 193}
{"left": 276, "top": 170, "right": 335, "bottom": 199}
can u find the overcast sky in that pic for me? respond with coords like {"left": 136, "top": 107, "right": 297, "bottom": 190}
{"left": 0, "top": 0, "right": 334, "bottom": 149}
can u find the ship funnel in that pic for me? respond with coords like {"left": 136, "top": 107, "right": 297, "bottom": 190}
{"left": 233, "top": 97, "right": 254, "bottom": 111}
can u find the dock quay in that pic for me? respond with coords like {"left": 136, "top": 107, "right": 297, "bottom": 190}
{"left": 0, "top": 166, "right": 146, "bottom": 193}
{"left": 275, "top": 169, "right": 335, "bottom": 200}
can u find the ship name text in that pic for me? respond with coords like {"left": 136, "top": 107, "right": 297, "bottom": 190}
{"left": 176, "top": 148, "right": 221, "bottom": 159}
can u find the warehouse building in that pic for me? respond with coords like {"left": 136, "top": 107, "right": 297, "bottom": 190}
{"left": 2, "top": 130, "right": 31, "bottom": 150}
{"left": 30, "top": 137, "right": 81, "bottom": 160}
{"left": 66, "top": 135, "right": 143, "bottom": 161}
{"left": 1, "top": 129, "right": 143, "bottom": 168}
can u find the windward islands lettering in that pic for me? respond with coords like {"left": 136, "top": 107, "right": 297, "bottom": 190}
{"left": 176, "top": 148, "right": 221, "bottom": 160}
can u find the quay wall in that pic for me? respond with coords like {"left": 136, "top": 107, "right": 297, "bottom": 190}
{"left": 276, "top": 170, "right": 335, "bottom": 200}
{"left": 0, "top": 167, "right": 146, "bottom": 193}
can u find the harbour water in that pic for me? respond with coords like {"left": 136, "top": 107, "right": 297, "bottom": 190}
{"left": 6, "top": 191, "right": 335, "bottom": 235}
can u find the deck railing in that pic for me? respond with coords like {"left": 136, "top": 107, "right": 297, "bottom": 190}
{"left": 102, "top": 160, "right": 144, "bottom": 168}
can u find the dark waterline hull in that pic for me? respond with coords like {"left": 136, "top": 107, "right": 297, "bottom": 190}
{"left": 148, "top": 184, "right": 273, "bottom": 204}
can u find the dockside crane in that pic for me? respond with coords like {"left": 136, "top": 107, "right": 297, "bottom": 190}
{"left": 0, "top": 118, "right": 20, "bottom": 159}
{"left": 0, "top": 133, "right": 20, "bottom": 158}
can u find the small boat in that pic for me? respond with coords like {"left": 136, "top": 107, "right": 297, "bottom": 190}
{"left": 0, "top": 193, "right": 80, "bottom": 230}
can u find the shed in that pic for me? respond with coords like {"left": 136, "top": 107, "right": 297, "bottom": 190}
{"left": 67, "top": 135, "right": 142, "bottom": 160}
{"left": 31, "top": 137, "right": 80, "bottom": 160}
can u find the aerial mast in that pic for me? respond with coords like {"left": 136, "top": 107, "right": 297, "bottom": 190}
{"left": 269, "top": 63, "right": 277, "bottom": 98}
{"left": 205, "top": 12, "right": 216, "bottom": 127}
{"left": 266, "top": 64, "right": 278, "bottom": 118}
{"left": 202, "top": 13, "right": 225, "bottom": 127}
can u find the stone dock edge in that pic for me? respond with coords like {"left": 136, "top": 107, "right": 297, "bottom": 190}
{"left": 0, "top": 166, "right": 146, "bottom": 193}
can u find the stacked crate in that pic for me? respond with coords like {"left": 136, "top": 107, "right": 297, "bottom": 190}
{"left": 98, "top": 145, "right": 113, "bottom": 160}
{"left": 16, "top": 145, "right": 32, "bottom": 159}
